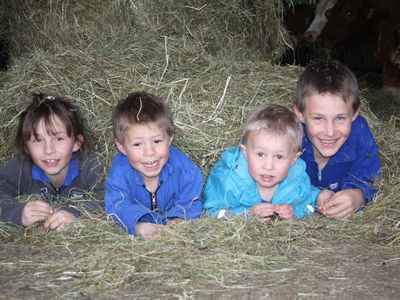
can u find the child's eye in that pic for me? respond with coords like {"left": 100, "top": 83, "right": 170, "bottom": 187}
{"left": 154, "top": 139, "right": 162, "bottom": 144}
{"left": 256, "top": 152, "right": 264, "bottom": 157}
{"left": 312, "top": 116, "right": 323, "bottom": 121}
{"left": 33, "top": 138, "right": 42, "bottom": 143}
{"left": 276, "top": 154, "right": 283, "bottom": 159}
{"left": 133, "top": 142, "right": 141, "bottom": 147}
{"left": 336, "top": 116, "right": 347, "bottom": 121}
{"left": 56, "top": 136, "right": 64, "bottom": 142}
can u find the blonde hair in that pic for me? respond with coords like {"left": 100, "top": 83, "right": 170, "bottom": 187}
{"left": 241, "top": 103, "right": 303, "bottom": 152}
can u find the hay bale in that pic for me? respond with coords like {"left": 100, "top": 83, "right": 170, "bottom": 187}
{"left": 0, "top": 0, "right": 399, "bottom": 297}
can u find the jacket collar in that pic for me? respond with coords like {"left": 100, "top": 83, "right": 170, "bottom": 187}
{"left": 32, "top": 157, "right": 79, "bottom": 187}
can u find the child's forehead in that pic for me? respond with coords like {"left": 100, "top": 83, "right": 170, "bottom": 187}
{"left": 126, "top": 121, "right": 169, "bottom": 135}
{"left": 32, "top": 115, "right": 67, "bottom": 135}
{"left": 249, "top": 129, "right": 293, "bottom": 143}
{"left": 304, "top": 92, "right": 352, "bottom": 110}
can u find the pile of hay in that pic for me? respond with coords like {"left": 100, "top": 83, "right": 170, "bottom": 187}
{"left": 0, "top": 0, "right": 399, "bottom": 298}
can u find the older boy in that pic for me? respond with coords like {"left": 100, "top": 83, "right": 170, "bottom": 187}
{"left": 105, "top": 91, "right": 203, "bottom": 236}
{"left": 203, "top": 104, "right": 319, "bottom": 221}
{"left": 294, "top": 60, "right": 381, "bottom": 219}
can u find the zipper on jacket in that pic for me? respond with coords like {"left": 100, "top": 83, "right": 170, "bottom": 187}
{"left": 317, "top": 170, "right": 322, "bottom": 181}
{"left": 54, "top": 186, "right": 61, "bottom": 202}
{"left": 146, "top": 180, "right": 163, "bottom": 211}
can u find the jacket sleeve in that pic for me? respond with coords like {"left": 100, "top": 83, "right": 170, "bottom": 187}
{"left": 165, "top": 163, "right": 203, "bottom": 220}
{"left": 341, "top": 128, "right": 381, "bottom": 203}
{"left": 60, "top": 152, "right": 105, "bottom": 217}
{"left": 104, "top": 155, "right": 162, "bottom": 235}
{"left": 0, "top": 157, "right": 28, "bottom": 226}
{"left": 203, "top": 166, "right": 245, "bottom": 217}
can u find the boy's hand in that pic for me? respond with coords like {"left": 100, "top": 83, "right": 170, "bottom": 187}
{"left": 167, "top": 218, "right": 185, "bottom": 226}
{"left": 319, "top": 188, "right": 365, "bottom": 219}
{"left": 22, "top": 200, "right": 54, "bottom": 227}
{"left": 136, "top": 222, "right": 165, "bottom": 237}
{"left": 274, "top": 204, "right": 294, "bottom": 221}
{"left": 250, "top": 202, "right": 275, "bottom": 222}
{"left": 44, "top": 210, "right": 75, "bottom": 233}
{"left": 317, "top": 189, "right": 335, "bottom": 212}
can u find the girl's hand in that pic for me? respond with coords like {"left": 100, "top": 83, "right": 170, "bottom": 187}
{"left": 22, "top": 200, "right": 54, "bottom": 227}
{"left": 44, "top": 210, "right": 75, "bottom": 232}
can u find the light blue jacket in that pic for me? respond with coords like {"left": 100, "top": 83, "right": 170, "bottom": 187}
{"left": 203, "top": 145, "right": 319, "bottom": 219}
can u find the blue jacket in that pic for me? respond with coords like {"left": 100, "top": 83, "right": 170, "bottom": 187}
{"left": 203, "top": 145, "right": 320, "bottom": 219}
{"left": 105, "top": 146, "right": 203, "bottom": 235}
{"left": 301, "top": 116, "right": 381, "bottom": 203}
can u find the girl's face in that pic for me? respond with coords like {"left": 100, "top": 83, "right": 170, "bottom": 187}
{"left": 26, "top": 115, "right": 82, "bottom": 188}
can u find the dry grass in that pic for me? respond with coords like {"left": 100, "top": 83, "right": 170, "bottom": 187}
{"left": 0, "top": 0, "right": 399, "bottom": 298}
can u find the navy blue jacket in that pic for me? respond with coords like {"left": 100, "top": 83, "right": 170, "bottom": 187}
{"left": 301, "top": 116, "right": 381, "bottom": 203}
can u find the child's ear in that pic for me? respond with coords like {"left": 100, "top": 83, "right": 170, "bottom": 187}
{"left": 240, "top": 143, "right": 248, "bottom": 160}
{"left": 293, "top": 106, "right": 305, "bottom": 123}
{"left": 115, "top": 138, "right": 127, "bottom": 155}
{"left": 168, "top": 134, "right": 174, "bottom": 145}
{"left": 291, "top": 151, "right": 302, "bottom": 166}
{"left": 352, "top": 107, "right": 360, "bottom": 121}
{"left": 73, "top": 134, "right": 83, "bottom": 152}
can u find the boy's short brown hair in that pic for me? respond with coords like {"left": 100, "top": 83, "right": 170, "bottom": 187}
{"left": 294, "top": 60, "right": 360, "bottom": 113}
{"left": 112, "top": 91, "right": 175, "bottom": 143}
{"left": 241, "top": 103, "right": 303, "bottom": 153}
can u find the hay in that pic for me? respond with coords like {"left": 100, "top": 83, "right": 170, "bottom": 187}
{"left": 0, "top": 0, "right": 399, "bottom": 298}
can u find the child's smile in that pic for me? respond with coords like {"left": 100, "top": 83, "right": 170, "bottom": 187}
{"left": 26, "top": 116, "right": 81, "bottom": 187}
{"left": 296, "top": 92, "right": 358, "bottom": 168}
{"left": 116, "top": 122, "right": 173, "bottom": 190}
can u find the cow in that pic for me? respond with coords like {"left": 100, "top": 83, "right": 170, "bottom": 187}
{"left": 379, "top": 20, "right": 400, "bottom": 94}
{"left": 320, "top": 0, "right": 400, "bottom": 94}
{"left": 281, "top": 3, "right": 316, "bottom": 66}
{"left": 284, "top": 3, "right": 316, "bottom": 43}
{"left": 321, "top": 0, "right": 400, "bottom": 49}
{"left": 303, "top": 0, "right": 337, "bottom": 44}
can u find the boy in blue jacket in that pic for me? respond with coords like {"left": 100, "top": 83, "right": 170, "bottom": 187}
{"left": 293, "top": 60, "right": 381, "bottom": 219}
{"left": 203, "top": 104, "right": 319, "bottom": 221}
{"left": 105, "top": 91, "right": 203, "bottom": 236}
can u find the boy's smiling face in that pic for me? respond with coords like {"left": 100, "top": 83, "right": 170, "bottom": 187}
{"left": 115, "top": 121, "right": 173, "bottom": 191}
{"left": 295, "top": 92, "right": 359, "bottom": 167}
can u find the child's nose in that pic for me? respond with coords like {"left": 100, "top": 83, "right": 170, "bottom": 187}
{"left": 43, "top": 141, "right": 55, "bottom": 154}
{"left": 143, "top": 143, "right": 155, "bottom": 156}
{"left": 263, "top": 157, "right": 274, "bottom": 170}
{"left": 324, "top": 121, "right": 335, "bottom": 136}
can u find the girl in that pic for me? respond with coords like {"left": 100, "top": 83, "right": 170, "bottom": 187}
{"left": 0, "top": 93, "right": 104, "bottom": 232}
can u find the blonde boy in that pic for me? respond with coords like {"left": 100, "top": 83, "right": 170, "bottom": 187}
{"left": 294, "top": 60, "right": 381, "bottom": 218}
{"left": 203, "top": 104, "right": 319, "bottom": 221}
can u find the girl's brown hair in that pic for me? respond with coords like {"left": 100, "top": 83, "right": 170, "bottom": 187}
{"left": 16, "top": 92, "right": 87, "bottom": 158}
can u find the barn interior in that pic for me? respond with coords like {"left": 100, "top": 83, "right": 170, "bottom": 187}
{"left": 0, "top": 0, "right": 399, "bottom": 298}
